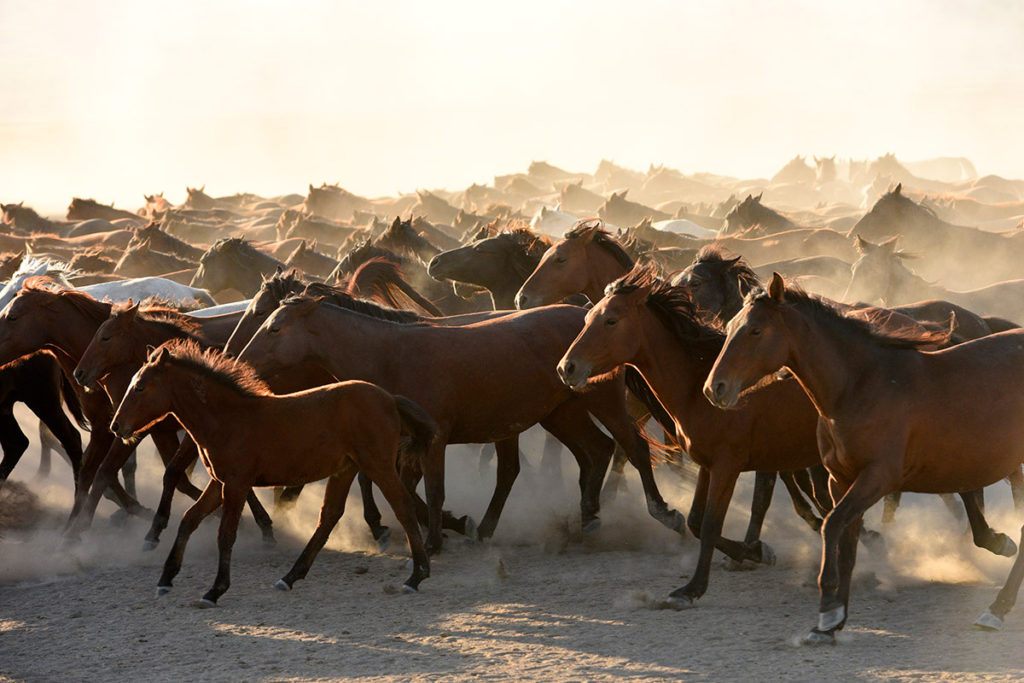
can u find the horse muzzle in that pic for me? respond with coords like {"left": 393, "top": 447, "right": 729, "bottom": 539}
{"left": 556, "top": 357, "right": 592, "bottom": 391}
{"left": 702, "top": 378, "right": 740, "bottom": 409}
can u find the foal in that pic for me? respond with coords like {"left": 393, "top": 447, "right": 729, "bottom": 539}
{"left": 111, "top": 341, "right": 436, "bottom": 605}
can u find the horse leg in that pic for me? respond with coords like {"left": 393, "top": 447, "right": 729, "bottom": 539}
{"left": 121, "top": 452, "right": 138, "bottom": 501}
{"left": 36, "top": 422, "right": 55, "bottom": 478}
{"left": 975, "top": 522, "right": 1024, "bottom": 631}
{"left": 275, "top": 485, "right": 304, "bottom": 511}
{"left": 67, "top": 439, "right": 149, "bottom": 537}
{"left": 146, "top": 438, "right": 199, "bottom": 550}
{"left": 539, "top": 432, "right": 563, "bottom": 480}
{"left": 69, "top": 426, "right": 115, "bottom": 524}
{"left": 589, "top": 398, "right": 685, "bottom": 536}
{"left": 149, "top": 427, "right": 199, "bottom": 497}
{"left": 475, "top": 436, "right": 521, "bottom": 541}
{"left": 941, "top": 492, "right": 966, "bottom": 523}
{"left": 31, "top": 397, "right": 83, "bottom": 494}
{"left": 961, "top": 489, "right": 1017, "bottom": 557}
{"left": 667, "top": 466, "right": 740, "bottom": 607}
{"left": 157, "top": 479, "right": 223, "bottom": 597}
{"left": 806, "top": 471, "right": 889, "bottom": 645}
{"left": 1009, "top": 467, "right": 1024, "bottom": 513}
{"left": 278, "top": 466, "right": 357, "bottom": 590}
{"left": 0, "top": 410, "right": 29, "bottom": 494}
{"left": 540, "top": 407, "right": 613, "bottom": 534}
{"left": 200, "top": 481, "right": 249, "bottom": 606}
{"left": 601, "top": 445, "right": 628, "bottom": 503}
{"left": 881, "top": 491, "right": 901, "bottom": 525}
{"left": 477, "top": 443, "right": 495, "bottom": 479}
{"left": 358, "top": 471, "right": 391, "bottom": 550}
{"left": 779, "top": 470, "right": 823, "bottom": 532}
{"left": 737, "top": 471, "right": 778, "bottom": 565}
{"left": 423, "top": 439, "right": 447, "bottom": 555}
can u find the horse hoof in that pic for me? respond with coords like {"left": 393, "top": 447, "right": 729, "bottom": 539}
{"left": 60, "top": 535, "right": 81, "bottom": 551}
{"left": 759, "top": 542, "right": 777, "bottom": 566}
{"left": 402, "top": 584, "right": 418, "bottom": 594}
{"left": 802, "top": 628, "right": 836, "bottom": 645}
{"left": 262, "top": 534, "right": 277, "bottom": 549}
{"left": 671, "top": 511, "right": 687, "bottom": 535}
{"left": 463, "top": 517, "right": 477, "bottom": 541}
{"left": 974, "top": 610, "right": 1004, "bottom": 631}
{"left": 582, "top": 518, "right": 601, "bottom": 535}
{"left": 996, "top": 535, "right": 1017, "bottom": 558}
{"left": 156, "top": 586, "right": 172, "bottom": 598}
{"left": 664, "top": 595, "right": 695, "bottom": 610}
{"left": 109, "top": 508, "right": 129, "bottom": 527}
{"left": 273, "top": 579, "right": 291, "bottom": 592}
{"left": 375, "top": 528, "right": 392, "bottom": 553}
{"left": 195, "top": 598, "right": 217, "bottom": 609}
{"left": 142, "top": 539, "right": 158, "bottom": 552}
{"left": 818, "top": 605, "right": 846, "bottom": 632}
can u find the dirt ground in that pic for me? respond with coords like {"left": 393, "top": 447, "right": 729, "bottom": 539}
{"left": 1, "top": 415, "right": 1021, "bottom": 682}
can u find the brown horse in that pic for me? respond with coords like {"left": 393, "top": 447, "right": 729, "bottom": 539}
{"left": 237, "top": 295, "right": 686, "bottom": 554}
{"left": 556, "top": 268, "right": 849, "bottom": 606}
{"left": 67, "top": 198, "right": 144, "bottom": 224}
{"left": 115, "top": 238, "right": 197, "bottom": 279}
{"left": 191, "top": 238, "right": 287, "bottom": 297}
{"left": 284, "top": 240, "right": 339, "bottom": 280}
{"left": 704, "top": 273, "right": 1024, "bottom": 640}
{"left": 111, "top": 341, "right": 435, "bottom": 604}
{"left": 723, "top": 193, "right": 799, "bottom": 236}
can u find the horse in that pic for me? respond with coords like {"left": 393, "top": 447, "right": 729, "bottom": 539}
{"left": 284, "top": 240, "right": 339, "bottom": 280}
{"left": 428, "top": 229, "right": 552, "bottom": 309}
{"left": 558, "top": 181, "right": 605, "bottom": 215}
{"left": 69, "top": 248, "right": 116, "bottom": 274}
{"left": 343, "top": 259, "right": 442, "bottom": 317}
{"left": 849, "top": 184, "right": 1024, "bottom": 288}
{"left": 131, "top": 221, "right": 205, "bottom": 261}
{"left": 1, "top": 202, "right": 116, "bottom": 237}
{"left": 66, "top": 301, "right": 275, "bottom": 543}
{"left": 771, "top": 155, "right": 816, "bottom": 185}
{"left": 843, "top": 235, "right": 1024, "bottom": 323}
{"left": 237, "top": 295, "right": 687, "bottom": 554}
{"left": 704, "top": 273, "right": 1024, "bottom": 640}
{"left": 114, "top": 238, "right": 197, "bottom": 279}
{"left": 67, "top": 198, "right": 144, "bottom": 225}
{"left": 598, "top": 191, "right": 671, "bottom": 226}
{"left": 0, "top": 352, "right": 86, "bottom": 495}
{"left": 303, "top": 184, "right": 373, "bottom": 221}
{"left": 191, "top": 238, "right": 287, "bottom": 298}
{"left": 111, "top": 340, "right": 435, "bottom": 604}
{"left": 556, "top": 267, "right": 855, "bottom": 605}
{"left": 530, "top": 205, "right": 579, "bottom": 236}
{"left": 723, "top": 193, "right": 799, "bottom": 235}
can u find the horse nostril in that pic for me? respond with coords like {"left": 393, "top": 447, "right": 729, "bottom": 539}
{"left": 110, "top": 421, "right": 119, "bottom": 434}
{"left": 565, "top": 361, "right": 576, "bottom": 377}
{"left": 515, "top": 293, "right": 528, "bottom": 309}
{"left": 73, "top": 369, "right": 84, "bottom": 382}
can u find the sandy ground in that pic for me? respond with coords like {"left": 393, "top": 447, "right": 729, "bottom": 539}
{"left": 1, "top": 411, "right": 1022, "bottom": 682}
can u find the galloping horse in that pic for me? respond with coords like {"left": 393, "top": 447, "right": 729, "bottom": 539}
{"left": 111, "top": 341, "right": 436, "bottom": 604}
{"left": 704, "top": 273, "right": 1024, "bottom": 640}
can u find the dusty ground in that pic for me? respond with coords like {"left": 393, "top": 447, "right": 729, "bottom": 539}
{"left": 1, "top": 416, "right": 1022, "bottom": 682}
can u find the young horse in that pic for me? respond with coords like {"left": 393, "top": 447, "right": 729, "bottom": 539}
{"left": 237, "top": 295, "right": 687, "bottom": 554}
{"left": 110, "top": 341, "right": 435, "bottom": 604}
{"left": 704, "top": 273, "right": 1024, "bottom": 640}
{"left": 428, "top": 229, "right": 552, "bottom": 309}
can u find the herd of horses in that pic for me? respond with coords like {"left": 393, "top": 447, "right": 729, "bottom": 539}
{"left": 1, "top": 154, "right": 1024, "bottom": 645}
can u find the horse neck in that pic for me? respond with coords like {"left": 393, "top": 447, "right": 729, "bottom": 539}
{"left": 304, "top": 307, "right": 398, "bottom": 378}
{"left": 583, "top": 245, "right": 630, "bottom": 304}
{"left": 15, "top": 210, "right": 56, "bottom": 233}
{"left": 888, "top": 261, "right": 940, "bottom": 303}
{"left": 162, "top": 365, "right": 264, "bottom": 449}
{"left": 631, "top": 311, "right": 719, "bottom": 436}
{"left": 774, "top": 305, "right": 881, "bottom": 417}
{"left": 46, "top": 304, "right": 109, "bottom": 363}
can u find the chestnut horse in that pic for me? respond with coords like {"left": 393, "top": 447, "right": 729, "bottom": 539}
{"left": 704, "top": 273, "right": 1024, "bottom": 640}
{"left": 238, "top": 295, "right": 686, "bottom": 553}
{"left": 111, "top": 341, "right": 436, "bottom": 604}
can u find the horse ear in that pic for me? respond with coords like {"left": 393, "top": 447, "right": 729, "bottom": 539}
{"left": 855, "top": 234, "right": 871, "bottom": 253}
{"left": 199, "top": 184, "right": 205, "bottom": 192}
{"left": 893, "top": 183, "right": 902, "bottom": 195}
{"left": 754, "top": 192, "right": 763, "bottom": 202}
{"left": 390, "top": 216, "right": 401, "bottom": 229}
{"left": 275, "top": 265, "right": 283, "bottom": 275}
{"left": 308, "top": 183, "right": 315, "bottom": 192}
{"left": 310, "top": 239, "right": 318, "bottom": 251}
{"left": 155, "top": 345, "right": 170, "bottom": 363}
{"left": 767, "top": 272, "right": 785, "bottom": 301}
{"left": 880, "top": 236, "right": 900, "bottom": 254}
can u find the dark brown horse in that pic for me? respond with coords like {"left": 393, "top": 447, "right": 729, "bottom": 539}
{"left": 428, "top": 229, "right": 552, "bottom": 309}
{"left": 237, "top": 295, "right": 686, "bottom": 553}
{"left": 704, "top": 273, "right": 1024, "bottom": 640}
{"left": 111, "top": 341, "right": 435, "bottom": 604}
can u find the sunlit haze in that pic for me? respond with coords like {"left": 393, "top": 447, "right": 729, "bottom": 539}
{"left": 2, "top": 0, "right": 1022, "bottom": 212}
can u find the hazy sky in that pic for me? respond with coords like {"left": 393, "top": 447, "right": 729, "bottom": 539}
{"left": 2, "top": 0, "right": 1022, "bottom": 212}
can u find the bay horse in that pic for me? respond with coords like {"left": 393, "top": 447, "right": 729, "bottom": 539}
{"left": 556, "top": 267, "right": 847, "bottom": 606}
{"left": 704, "top": 273, "right": 1024, "bottom": 640}
{"left": 114, "top": 238, "right": 197, "bottom": 279}
{"left": 237, "top": 295, "right": 686, "bottom": 554}
{"left": 67, "top": 198, "right": 145, "bottom": 225}
{"left": 67, "top": 301, "right": 275, "bottom": 543}
{"left": 110, "top": 341, "right": 436, "bottom": 604}
{"left": 191, "top": 238, "right": 287, "bottom": 298}
{"left": 428, "top": 228, "right": 552, "bottom": 309}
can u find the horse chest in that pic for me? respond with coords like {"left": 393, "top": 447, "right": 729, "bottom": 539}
{"left": 815, "top": 418, "right": 857, "bottom": 480}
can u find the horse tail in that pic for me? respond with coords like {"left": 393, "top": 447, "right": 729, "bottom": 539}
{"left": 59, "top": 369, "right": 90, "bottom": 431}
{"left": 624, "top": 366, "right": 681, "bottom": 463}
{"left": 394, "top": 395, "right": 439, "bottom": 462}
{"left": 983, "top": 316, "right": 1020, "bottom": 334}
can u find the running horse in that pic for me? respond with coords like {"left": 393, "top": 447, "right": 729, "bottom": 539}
{"left": 110, "top": 341, "right": 436, "bottom": 605}
{"left": 704, "top": 273, "right": 1024, "bottom": 640}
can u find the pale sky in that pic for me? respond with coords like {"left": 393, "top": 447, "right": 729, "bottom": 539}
{"left": 2, "top": 0, "right": 1022, "bottom": 212}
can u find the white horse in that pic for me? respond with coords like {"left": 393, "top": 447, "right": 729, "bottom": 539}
{"left": 187, "top": 300, "right": 250, "bottom": 317}
{"left": 651, "top": 218, "right": 720, "bottom": 240}
{"left": 530, "top": 205, "right": 580, "bottom": 236}
{"left": 0, "top": 257, "right": 216, "bottom": 312}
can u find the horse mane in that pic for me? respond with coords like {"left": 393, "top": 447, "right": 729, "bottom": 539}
{"left": 259, "top": 268, "right": 306, "bottom": 302}
{"left": 607, "top": 267, "right": 724, "bottom": 354}
{"left": 159, "top": 339, "right": 270, "bottom": 397}
{"left": 345, "top": 258, "right": 442, "bottom": 317}
{"left": 565, "top": 221, "right": 635, "bottom": 270}
{"left": 115, "top": 301, "right": 204, "bottom": 339}
{"left": 301, "top": 282, "right": 422, "bottom": 323}
{"left": 338, "top": 240, "right": 406, "bottom": 275}
{"left": 872, "top": 186, "right": 940, "bottom": 220}
{"left": 748, "top": 282, "right": 951, "bottom": 349}
{"left": 206, "top": 238, "right": 284, "bottom": 269}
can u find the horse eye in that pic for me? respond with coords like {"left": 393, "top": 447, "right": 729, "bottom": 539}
{"left": 605, "top": 318, "right": 618, "bottom": 326}
{"left": 269, "top": 325, "right": 280, "bottom": 334}
{"left": 134, "top": 383, "right": 145, "bottom": 392}
{"left": 750, "top": 328, "right": 762, "bottom": 336}
{"left": 101, "top": 336, "right": 111, "bottom": 343}
{"left": 555, "top": 256, "right": 567, "bottom": 264}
